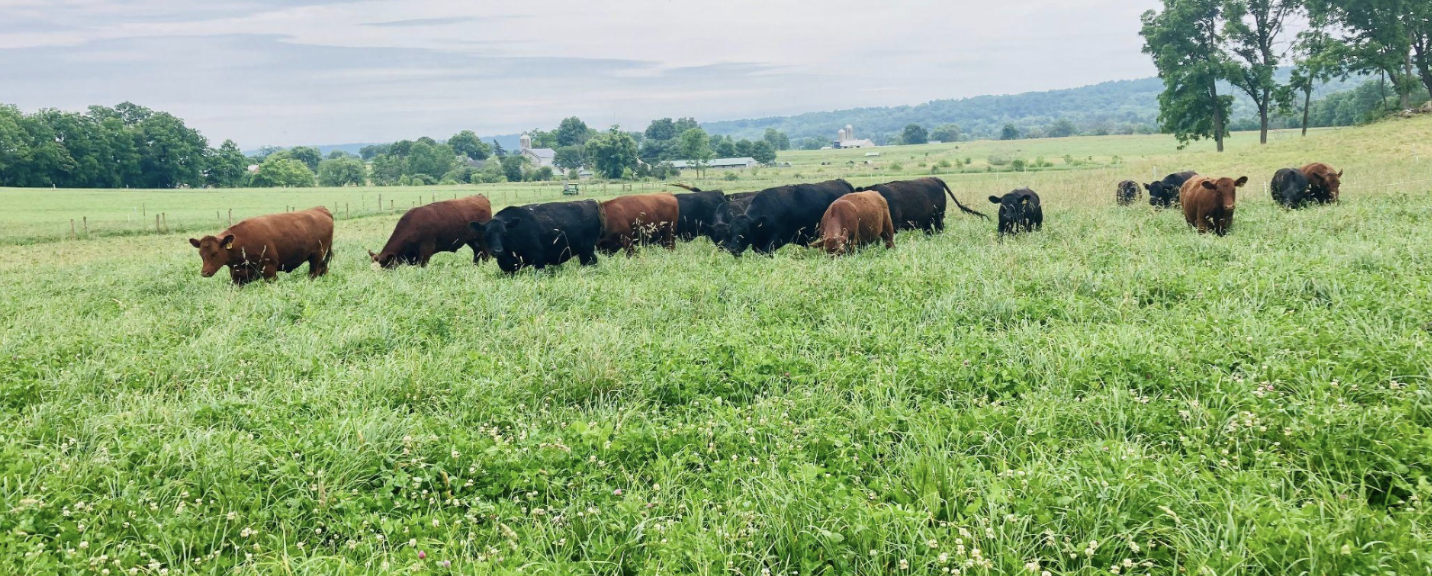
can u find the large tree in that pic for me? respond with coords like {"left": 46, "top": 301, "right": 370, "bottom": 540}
{"left": 1142, "top": 0, "right": 1234, "bottom": 151}
{"left": 678, "top": 128, "right": 713, "bottom": 177}
{"left": 1311, "top": 0, "right": 1420, "bottom": 109}
{"left": 751, "top": 140, "right": 778, "bottom": 165}
{"left": 1290, "top": 23, "right": 1350, "bottom": 135}
{"left": 901, "top": 124, "right": 929, "bottom": 145}
{"left": 448, "top": 130, "right": 490, "bottom": 160}
{"left": 250, "top": 156, "right": 315, "bottom": 188}
{"left": 763, "top": 128, "right": 791, "bottom": 151}
{"left": 554, "top": 145, "right": 586, "bottom": 171}
{"left": 556, "top": 117, "right": 592, "bottom": 147}
{"left": 586, "top": 128, "right": 640, "bottom": 179}
{"left": 286, "top": 146, "right": 323, "bottom": 172}
{"left": 644, "top": 118, "right": 679, "bottom": 142}
{"left": 317, "top": 157, "right": 367, "bottom": 187}
{"left": 1222, "top": 0, "right": 1299, "bottom": 144}
{"left": 930, "top": 124, "right": 962, "bottom": 142}
{"left": 206, "top": 140, "right": 250, "bottom": 188}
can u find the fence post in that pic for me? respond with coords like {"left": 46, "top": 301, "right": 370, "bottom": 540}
{"left": 346, "top": 203, "right": 350, "bottom": 219}
{"left": 156, "top": 214, "right": 161, "bottom": 232}
{"left": 70, "top": 219, "right": 76, "bottom": 240}
{"left": 142, "top": 203, "right": 146, "bottom": 218}
{"left": 161, "top": 213, "right": 167, "bottom": 233}
{"left": 228, "top": 209, "right": 233, "bottom": 226}
{"left": 378, "top": 194, "right": 383, "bottom": 212}
{"left": 83, "top": 216, "right": 88, "bottom": 237}
{"left": 390, "top": 200, "right": 394, "bottom": 211}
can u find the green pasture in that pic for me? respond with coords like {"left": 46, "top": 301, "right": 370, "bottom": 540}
{"left": 1, "top": 118, "right": 1431, "bottom": 575}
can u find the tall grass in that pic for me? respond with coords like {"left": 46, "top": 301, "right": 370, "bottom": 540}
{"left": 0, "top": 118, "right": 1430, "bottom": 575}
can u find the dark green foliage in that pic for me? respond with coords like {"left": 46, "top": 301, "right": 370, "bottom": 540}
{"left": 206, "top": 140, "right": 249, "bottom": 188}
{"left": 763, "top": 128, "right": 791, "bottom": 150}
{"left": 1142, "top": 0, "right": 1234, "bottom": 150}
{"left": 249, "top": 156, "right": 314, "bottom": 188}
{"left": 587, "top": 128, "right": 640, "bottom": 179}
{"left": 500, "top": 155, "right": 528, "bottom": 183}
{"left": 448, "top": 130, "right": 491, "bottom": 161}
{"left": 316, "top": 157, "right": 367, "bottom": 187}
{"left": 901, "top": 124, "right": 929, "bottom": 145}
{"left": 751, "top": 140, "right": 777, "bottom": 165}
{"left": 556, "top": 117, "right": 593, "bottom": 147}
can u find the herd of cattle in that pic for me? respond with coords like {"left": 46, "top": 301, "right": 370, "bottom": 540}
{"left": 187, "top": 163, "right": 1342, "bottom": 284}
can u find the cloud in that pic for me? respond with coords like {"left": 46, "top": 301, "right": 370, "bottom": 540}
{"left": 0, "top": 0, "right": 1162, "bottom": 147}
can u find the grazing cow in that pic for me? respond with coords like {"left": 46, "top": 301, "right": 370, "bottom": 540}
{"left": 710, "top": 194, "right": 758, "bottom": 246}
{"left": 188, "top": 206, "right": 334, "bottom": 285}
{"left": 470, "top": 200, "right": 602, "bottom": 273}
{"left": 1116, "top": 180, "right": 1143, "bottom": 206}
{"left": 369, "top": 195, "right": 491, "bottom": 268}
{"left": 813, "top": 191, "right": 895, "bottom": 255}
{"left": 672, "top": 190, "right": 728, "bottom": 242}
{"left": 723, "top": 179, "right": 855, "bottom": 256}
{"left": 1145, "top": 171, "right": 1197, "bottom": 208}
{"left": 1271, "top": 168, "right": 1311, "bottom": 209}
{"left": 987, "top": 189, "right": 1043, "bottom": 236}
{"left": 596, "top": 193, "right": 680, "bottom": 255}
{"left": 856, "top": 177, "right": 987, "bottom": 233}
{"left": 1181, "top": 175, "right": 1248, "bottom": 236}
{"left": 1302, "top": 163, "right": 1343, "bottom": 204}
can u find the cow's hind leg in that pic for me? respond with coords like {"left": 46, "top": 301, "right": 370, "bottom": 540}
{"left": 308, "top": 253, "right": 329, "bottom": 278}
{"left": 579, "top": 246, "right": 599, "bottom": 266}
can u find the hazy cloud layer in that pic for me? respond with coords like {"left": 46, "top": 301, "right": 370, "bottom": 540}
{"left": 1, "top": 0, "right": 1160, "bottom": 147}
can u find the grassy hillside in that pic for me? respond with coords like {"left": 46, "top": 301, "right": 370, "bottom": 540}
{"left": 1, "top": 117, "right": 1431, "bottom": 575}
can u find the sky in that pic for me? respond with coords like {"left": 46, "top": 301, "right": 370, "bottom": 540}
{"left": 1, "top": 0, "right": 1162, "bottom": 148}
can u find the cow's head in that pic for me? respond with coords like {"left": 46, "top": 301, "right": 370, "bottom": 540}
{"left": 988, "top": 190, "right": 1036, "bottom": 235}
{"left": 722, "top": 214, "right": 764, "bottom": 256}
{"left": 369, "top": 249, "right": 398, "bottom": 269}
{"left": 1310, "top": 168, "right": 1342, "bottom": 197}
{"left": 1200, "top": 176, "right": 1248, "bottom": 210}
{"left": 471, "top": 217, "right": 523, "bottom": 272}
{"left": 188, "top": 234, "right": 235, "bottom": 277}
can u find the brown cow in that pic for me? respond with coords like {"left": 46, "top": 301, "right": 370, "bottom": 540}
{"left": 189, "top": 206, "right": 335, "bottom": 285}
{"left": 596, "top": 193, "right": 680, "bottom": 255}
{"left": 813, "top": 191, "right": 895, "bottom": 256}
{"left": 1181, "top": 175, "right": 1248, "bottom": 236}
{"left": 370, "top": 195, "right": 491, "bottom": 268}
{"left": 1301, "top": 163, "right": 1343, "bottom": 204}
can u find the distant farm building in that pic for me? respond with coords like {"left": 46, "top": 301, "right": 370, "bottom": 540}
{"left": 671, "top": 157, "right": 759, "bottom": 171}
{"left": 833, "top": 124, "right": 876, "bottom": 149}
{"left": 519, "top": 133, "right": 558, "bottom": 169}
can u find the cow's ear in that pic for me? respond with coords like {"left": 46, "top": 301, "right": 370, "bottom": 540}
{"left": 189, "top": 238, "right": 202, "bottom": 248}
{"left": 221, "top": 235, "right": 236, "bottom": 249}
{"left": 988, "top": 196, "right": 1001, "bottom": 204}
{"left": 1143, "top": 183, "right": 1154, "bottom": 192}
{"left": 1337, "top": 170, "right": 1344, "bottom": 177}
{"left": 1234, "top": 176, "right": 1249, "bottom": 187}
{"left": 1201, "top": 181, "right": 1218, "bottom": 190}
{"left": 1021, "top": 197, "right": 1030, "bottom": 205}
{"left": 469, "top": 221, "right": 486, "bottom": 232}
{"left": 505, "top": 218, "right": 522, "bottom": 228}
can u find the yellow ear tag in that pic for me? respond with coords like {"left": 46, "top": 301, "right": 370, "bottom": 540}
{"left": 224, "top": 241, "right": 235, "bottom": 249}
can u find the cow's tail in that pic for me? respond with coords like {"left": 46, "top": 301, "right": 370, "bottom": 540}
{"left": 939, "top": 179, "right": 989, "bottom": 219}
{"left": 672, "top": 183, "right": 702, "bottom": 192}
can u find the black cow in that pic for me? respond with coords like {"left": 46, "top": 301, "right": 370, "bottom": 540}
{"left": 710, "top": 194, "right": 758, "bottom": 246}
{"left": 674, "top": 190, "right": 729, "bottom": 242}
{"left": 1145, "top": 171, "right": 1197, "bottom": 209}
{"left": 1116, "top": 180, "right": 1143, "bottom": 206}
{"left": 723, "top": 180, "right": 855, "bottom": 256}
{"left": 988, "top": 188, "right": 1043, "bottom": 236}
{"left": 1271, "top": 168, "right": 1311, "bottom": 209}
{"left": 470, "top": 200, "right": 602, "bottom": 273}
{"left": 856, "top": 177, "right": 987, "bottom": 233}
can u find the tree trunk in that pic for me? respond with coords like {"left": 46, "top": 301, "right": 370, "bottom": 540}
{"left": 1211, "top": 82, "right": 1225, "bottom": 153}
{"left": 1302, "top": 88, "right": 1312, "bottom": 137}
{"left": 1259, "top": 88, "right": 1270, "bottom": 145}
{"left": 1415, "top": 33, "right": 1432, "bottom": 101}
{"left": 1404, "top": 47, "right": 1416, "bottom": 109}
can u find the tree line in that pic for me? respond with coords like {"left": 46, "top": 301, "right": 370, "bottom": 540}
{"left": 1141, "top": 0, "right": 1432, "bottom": 151}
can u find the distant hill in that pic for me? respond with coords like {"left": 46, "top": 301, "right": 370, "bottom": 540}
{"left": 702, "top": 72, "right": 1365, "bottom": 145}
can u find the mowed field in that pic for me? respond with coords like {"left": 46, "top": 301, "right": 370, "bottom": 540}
{"left": 2, "top": 119, "right": 1432, "bottom": 575}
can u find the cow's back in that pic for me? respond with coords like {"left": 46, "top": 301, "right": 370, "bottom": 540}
{"left": 531, "top": 200, "right": 602, "bottom": 263}
{"left": 226, "top": 207, "right": 333, "bottom": 269}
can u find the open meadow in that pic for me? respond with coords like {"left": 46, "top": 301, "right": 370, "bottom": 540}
{"left": 2, "top": 118, "right": 1432, "bottom": 574}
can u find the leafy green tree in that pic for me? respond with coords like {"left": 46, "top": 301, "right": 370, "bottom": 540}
{"left": 136, "top": 112, "right": 208, "bottom": 188}
{"left": 317, "top": 157, "right": 367, "bottom": 187}
{"left": 528, "top": 166, "right": 555, "bottom": 182}
{"left": 491, "top": 139, "right": 506, "bottom": 157}
{"left": 500, "top": 155, "right": 528, "bottom": 183}
{"left": 586, "top": 128, "right": 640, "bottom": 179}
{"left": 673, "top": 117, "right": 700, "bottom": 134}
{"left": 763, "top": 128, "right": 791, "bottom": 151}
{"left": 554, "top": 145, "right": 586, "bottom": 171}
{"left": 797, "top": 137, "right": 825, "bottom": 150}
{"left": 0, "top": 105, "right": 31, "bottom": 187}
{"left": 360, "top": 144, "right": 389, "bottom": 160}
{"left": 901, "top": 124, "right": 929, "bottom": 145}
{"left": 287, "top": 146, "right": 323, "bottom": 172}
{"left": 1142, "top": 0, "right": 1234, "bottom": 151}
{"left": 1000, "top": 124, "right": 1021, "bottom": 140}
{"left": 474, "top": 161, "right": 507, "bottom": 184}
{"left": 1222, "top": 0, "right": 1299, "bottom": 144}
{"left": 448, "top": 130, "right": 491, "bottom": 160}
{"left": 734, "top": 139, "right": 755, "bottom": 158}
{"left": 714, "top": 137, "right": 738, "bottom": 158}
{"left": 644, "top": 118, "right": 679, "bottom": 142}
{"left": 751, "top": 140, "right": 778, "bottom": 165}
{"left": 929, "top": 124, "right": 962, "bottom": 142}
{"left": 1310, "top": 0, "right": 1420, "bottom": 109}
{"left": 206, "top": 140, "right": 249, "bottom": 188}
{"left": 679, "top": 128, "right": 713, "bottom": 177}
{"left": 1291, "top": 22, "right": 1350, "bottom": 135}
{"left": 250, "top": 156, "right": 315, "bottom": 187}
{"left": 556, "top": 117, "right": 592, "bottom": 147}
{"left": 406, "top": 141, "right": 456, "bottom": 180}
{"left": 1047, "top": 119, "right": 1078, "bottom": 138}
{"left": 370, "top": 154, "right": 406, "bottom": 186}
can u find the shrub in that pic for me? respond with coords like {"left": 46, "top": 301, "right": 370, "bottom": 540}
{"left": 724, "top": 172, "right": 740, "bottom": 181}
{"left": 1011, "top": 159, "right": 1027, "bottom": 172}
{"left": 889, "top": 162, "right": 904, "bottom": 171}
{"left": 988, "top": 153, "right": 1013, "bottom": 167}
